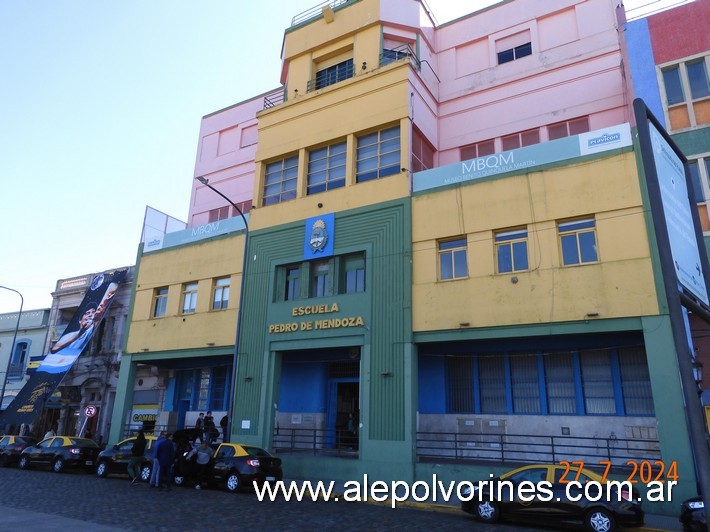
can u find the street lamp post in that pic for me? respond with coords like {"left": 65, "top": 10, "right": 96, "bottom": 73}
{"left": 195, "top": 176, "right": 249, "bottom": 443}
{"left": 0, "top": 286, "right": 24, "bottom": 414}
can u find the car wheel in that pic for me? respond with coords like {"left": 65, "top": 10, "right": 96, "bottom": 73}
{"left": 52, "top": 458, "right": 65, "bottom": 473}
{"left": 18, "top": 456, "right": 30, "bottom": 470}
{"left": 0, "top": 454, "right": 9, "bottom": 467}
{"left": 226, "top": 471, "right": 241, "bottom": 492}
{"left": 585, "top": 508, "right": 615, "bottom": 532}
{"left": 96, "top": 461, "right": 109, "bottom": 478}
{"left": 173, "top": 475, "right": 185, "bottom": 486}
{"left": 474, "top": 500, "right": 500, "bottom": 523}
{"left": 140, "top": 464, "right": 152, "bottom": 482}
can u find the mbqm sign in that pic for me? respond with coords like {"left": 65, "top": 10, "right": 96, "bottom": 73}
{"left": 304, "top": 213, "right": 334, "bottom": 260}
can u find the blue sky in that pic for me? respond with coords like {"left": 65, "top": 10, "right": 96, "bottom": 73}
{"left": 0, "top": 0, "right": 688, "bottom": 313}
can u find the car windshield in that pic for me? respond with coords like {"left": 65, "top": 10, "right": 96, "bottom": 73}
{"left": 69, "top": 438, "right": 99, "bottom": 448}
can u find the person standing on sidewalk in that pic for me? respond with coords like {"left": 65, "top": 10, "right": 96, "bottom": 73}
{"left": 128, "top": 430, "right": 147, "bottom": 485}
{"left": 204, "top": 411, "right": 216, "bottom": 444}
{"left": 157, "top": 432, "right": 176, "bottom": 490}
{"left": 149, "top": 432, "right": 166, "bottom": 488}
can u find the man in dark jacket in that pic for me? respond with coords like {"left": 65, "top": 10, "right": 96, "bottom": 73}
{"left": 128, "top": 430, "right": 147, "bottom": 485}
{"left": 157, "top": 432, "right": 176, "bottom": 489}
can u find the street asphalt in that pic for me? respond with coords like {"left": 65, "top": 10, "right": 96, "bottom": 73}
{"left": 0, "top": 466, "right": 684, "bottom": 531}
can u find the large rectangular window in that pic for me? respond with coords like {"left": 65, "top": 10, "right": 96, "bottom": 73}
{"left": 153, "top": 287, "right": 168, "bottom": 318}
{"left": 181, "top": 282, "right": 198, "bottom": 315}
{"left": 307, "top": 142, "right": 346, "bottom": 195}
{"left": 510, "top": 355, "right": 540, "bottom": 413}
{"left": 212, "top": 277, "right": 230, "bottom": 310}
{"left": 356, "top": 126, "right": 400, "bottom": 183}
{"left": 461, "top": 139, "right": 495, "bottom": 161}
{"left": 559, "top": 218, "right": 598, "bottom": 266}
{"left": 618, "top": 348, "right": 655, "bottom": 416}
{"left": 580, "top": 350, "right": 615, "bottom": 414}
{"left": 314, "top": 59, "right": 354, "bottom": 90}
{"left": 310, "top": 260, "right": 332, "bottom": 298}
{"left": 495, "top": 228, "right": 529, "bottom": 273}
{"left": 438, "top": 238, "right": 468, "bottom": 281}
{"left": 263, "top": 155, "right": 298, "bottom": 206}
{"left": 447, "top": 357, "right": 474, "bottom": 413}
{"left": 548, "top": 117, "right": 590, "bottom": 140}
{"left": 544, "top": 354, "right": 577, "bottom": 414}
{"left": 497, "top": 42, "right": 532, "bottom": 64}
{"left": 479, "top": 356, "right": 506, "bottom": 413}
{"left": 441, "top": 348, "right": 652, "bottom": 417}
{"left": 285, "top": 266, "right": 300, "bottom": 301}
{"left": 341, "top": 253, "right": 365, "bottom": 294}
{"left": 660, "top": 55, "right": 710, "bottom": 130}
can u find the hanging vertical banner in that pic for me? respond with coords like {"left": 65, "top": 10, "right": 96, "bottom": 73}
{"left": 0, "top": 269, "right": 127, "bottom": 430}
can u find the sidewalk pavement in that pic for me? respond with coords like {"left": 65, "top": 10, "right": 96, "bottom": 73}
{"left": 283, "top": 478, "right": 683, "bottom": 532}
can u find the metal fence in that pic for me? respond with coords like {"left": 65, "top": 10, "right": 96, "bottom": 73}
{"left": 291, "top": 0, "right": 352, "bottom": 27}
{"left": 272, "top": 427, "right": 359, "bottom": 458}
{"left": 416, "top": 431, "right": 661, "bottom": 469}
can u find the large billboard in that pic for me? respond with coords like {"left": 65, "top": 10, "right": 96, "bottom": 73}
{"left": 0, "top": 269, "right": 127, "bottom": 430}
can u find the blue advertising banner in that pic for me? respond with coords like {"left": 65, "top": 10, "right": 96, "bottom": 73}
{"left": 0, "top": 269, "right": 127, "bottom": 430}
{"left": 304, "top": 213, "right": 335, "bottom": 260}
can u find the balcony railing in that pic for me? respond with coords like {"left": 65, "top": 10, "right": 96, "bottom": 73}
{"left": 263, "top": 88, "right": 286, "bottom": 109}
{"left": 416, "top": 431, "right": 661, "bottom": 469}
{"left": 379, "top": 43, "right": 420, "bottom": 69}
{"left": 272, "top": 427, "right": 359, "bottom": 458}
{"left": 291, "top": 0, "right": 353, "bottom": 27}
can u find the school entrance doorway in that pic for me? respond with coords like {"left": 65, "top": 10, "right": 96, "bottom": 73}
{"left": 274, "top": 348, "right": 360, "bottom": 457}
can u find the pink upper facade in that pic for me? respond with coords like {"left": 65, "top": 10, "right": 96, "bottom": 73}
{"left": 187, "top": 0, "right": 630, "bottom": 226}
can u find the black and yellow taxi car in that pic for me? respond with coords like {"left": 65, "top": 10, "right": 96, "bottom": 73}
{"left": 18, "top": 436, "right": 100, "bottom": 473}
{"left": 0, "top": 435, "right": 37, "bottom": 467}
{"left": 95, "top": 435, "right": 158, "bottom": 480}
{"left": 460, "top": 463, "right": 644, "bottom": 532}
{"left": 173, "top": 442, "right": 282, "bottom": 492}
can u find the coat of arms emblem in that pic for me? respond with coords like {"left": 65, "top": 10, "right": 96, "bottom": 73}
{"left": 309, "top": 219, "right": 328, "bottom": 253}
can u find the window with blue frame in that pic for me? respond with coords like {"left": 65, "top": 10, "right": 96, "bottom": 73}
{"left": 314, "top": 59, "right": 354, "bottom": 90}
{"left": 356, "top": 126, "right": 401, "bottom": 183}
{"left": 307, "top": 141, "right": 346, "bottom": 195}
{"left": 176, "top": 367, "right": 231, "bottom": 412}
{"left": 446, "top": 357, "right": 473, "bottom": 413}
{"left": 440, "top": 347, "right": 653, "bottom": 416}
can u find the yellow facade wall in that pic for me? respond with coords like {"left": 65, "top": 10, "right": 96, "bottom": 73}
{"left": 251, "top": 65, "right": 413, "bottom": 230}
{"left": 127, "top": 235, "right": 244, "bottom": 353}
{"left": 412, "top": 152, "right": 660, "bottom": 331}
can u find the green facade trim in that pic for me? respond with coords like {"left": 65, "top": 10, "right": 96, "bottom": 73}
{"left": 414, "top": 316, "right": 645, "bottom": 344}
{"left": 232, "top": 198, "right": 413, "bottom": 447}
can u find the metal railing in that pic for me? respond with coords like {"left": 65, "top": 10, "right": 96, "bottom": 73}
{"left": 291, "top": 0, "right": 353, "bottom": 27}
{"left": 306, "top": 61, "right": 355, "bottom": 93}
{"left": 273, "top": 427, "right": 359, "bottom": 458}
{"left": 416, "top": 431, "right": 661, "bottom": 469}
{"left": 379, "top": 43, "right": 420, "bottom": 70}
{"left": 263, "top": 88, "right": 286, "bottom": 109}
